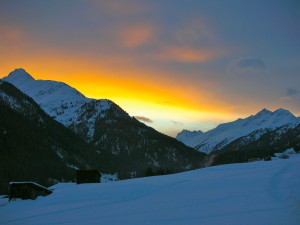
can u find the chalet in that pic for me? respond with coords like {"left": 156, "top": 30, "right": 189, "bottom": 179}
{"left": 76, "top": 170, "right": 101, "bottom": 184}
{"left": 9, "top": 182, "right": 52, "bottom": 201}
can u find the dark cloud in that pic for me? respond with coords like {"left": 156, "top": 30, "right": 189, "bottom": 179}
{"left": 171, "top": 120, "right": 183, "bottom": 125}
{"left": 236, "top": 58, "right": 266, "bottom": 70}
{"left": 227, "top": 57, "right": 267, "bottom": 77}
{"left": 135, "top": 116, "right": 153, "bottom": 123}
{"left": 286, "top": 88, "right": 299, "bottom": 96}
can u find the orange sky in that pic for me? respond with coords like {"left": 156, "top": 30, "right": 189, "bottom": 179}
{"left": 0, "top": 46, "right": 239, "bottom": 136}
{"left": 1, "top": 0, "right": 299, "bottom": 136}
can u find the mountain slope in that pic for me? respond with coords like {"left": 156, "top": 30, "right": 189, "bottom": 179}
{"left": 2, "top": 68, "right": 107, "bottom": 140}
{"left": 0, "top": 81, "right": 100, "bottom": 194}
{"left": 211, "top": 123, "right": 300, "bottom": 166}
{"left": 219, "top": 123, "right": 300, "bottom": 153}
{"left": 176, "top": 129, "right": 203, "bottom": 144}
{"left": 1, "top": 154, "right": 299, "bottom": 225}
{"left": 176, "top": 108, "right": 300, "bottom": 154}
{"left": 2, "top": 69, "right": 206, "bottom": 179}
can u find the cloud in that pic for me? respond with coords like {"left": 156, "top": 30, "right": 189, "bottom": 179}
{"left": 0, "top": 26, "right": 24, "bottom": 42}
{"left": 227, "top": 57, "right": 266, "bottom": 76}
{"left": 175, "top": 20, "right": 216, "bottom": 46}
{"left": 118, "top": 23, "right": 156, "bottom": 48}
{"left": 280, "top": 96, "right": 292, "bottom": 101}
{"left": 158, "top": 46, "right": 224, "bottom": 63}
{"left": 89, "top": 0, "right": 151, "bottom": 16}
{"left": 135, "top": 116, "right": 153, "bottom": 123}
{"left": 286, "top": 88, "right": 299, "bottom": 96}
{"left": 171, "top": 120, "right": 183, "bottom": 125}
{"left": 237, "top": 58, "right": 266, "bottom": 69}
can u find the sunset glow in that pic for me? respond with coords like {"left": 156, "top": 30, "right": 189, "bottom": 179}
{"left": 1, "top": 0, "right": 299, "bottom": 136}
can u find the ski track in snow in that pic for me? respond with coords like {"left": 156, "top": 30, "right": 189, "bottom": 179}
{"left": 1, "top": 155, "right": 300, "bottom": 225}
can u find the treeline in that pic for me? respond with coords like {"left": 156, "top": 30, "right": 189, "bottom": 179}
{"left": 145, "top": 167, "right": 172, "bottom": 177}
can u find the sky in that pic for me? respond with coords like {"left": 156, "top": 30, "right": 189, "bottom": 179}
{"left": 0, "top": 0, "right": 299, "bottom": 137}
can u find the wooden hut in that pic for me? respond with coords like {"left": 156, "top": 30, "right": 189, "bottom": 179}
{"left": 9, "top": 182, "right": 52, "bottom": 201}
{"left": 76, "top": 170, "right": 101, "bottom": 184}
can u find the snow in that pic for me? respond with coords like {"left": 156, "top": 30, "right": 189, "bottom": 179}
{"left": 2, "top": 69, "right": 112, "bottom": 140}
{"left": 177, "top": 108, "right": 300, "bottom": 153}
{"left": 176, "top": 129, "right": 203, "bottom": 143}
{"left": 283, "top": 148, "right": 296, "bottom": 154}
{"left": 9, "top": 182, "right": 52, "bottom": 192}
{"left": 66, "top": 164, "right": 79, "bottom": 170}
{"left": 1, "top": 155, "right": 299, "bottom": 225}
{"left": 0, "top": 92, "right": 23, "bottom": 110}
{"left": 101, "top": 173, "right": 119, "bottom": 183}
{"left": 274, "top": 148, "right": 296, "bottom": 158}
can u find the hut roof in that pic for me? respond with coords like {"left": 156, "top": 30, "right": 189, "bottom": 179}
{"left": 9, "top": 182, "right": 53, "bottom": 193}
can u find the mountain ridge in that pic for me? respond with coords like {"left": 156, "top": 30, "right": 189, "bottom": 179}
{"left": 176, "top": 108, "right": 300, "bottom": 154}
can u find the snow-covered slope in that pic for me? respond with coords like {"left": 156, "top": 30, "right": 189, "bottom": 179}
{"left": 2, "top": 68, "right": 111, "bottom": 140}
{"left": 176, "top": 129, "right": 203, "bottom": 143}
{"left": 1, "top": 154, "right": 299, "bottom": 225}
{"left": 217, "top": 122, "right": 300, "bottom": 156}
{"left": 177, "top": 108, "right": 300, "bottom": 154}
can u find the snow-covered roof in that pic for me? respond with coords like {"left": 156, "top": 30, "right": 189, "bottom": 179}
{"left": 9, "top": 182, "right": 52, "bottom": 192}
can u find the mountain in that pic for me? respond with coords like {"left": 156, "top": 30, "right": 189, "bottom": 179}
{"left": 176, "top": 108, "right": 300, "bottom": 154}
{"left": 176, "top": 129, "right": 203, "bottom": 144}
{"left": 212, "top": 123, "right": 300, "bottom": 166}
{"left": 0, "top": 81, "right": 100, "bottom": 194}
{"left": 3, "top": 68, "right": 103, "bottom": 141}
{"left": 2, "top": 69, "right": 206, "bottom": 180}
{"left": 218, "top": 122, "right": 300, "bottom": 153}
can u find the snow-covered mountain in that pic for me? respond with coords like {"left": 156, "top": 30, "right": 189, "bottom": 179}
{"left": 2, "top": 68, "right": 110, "bottom": 140}
{"left": 219, "top": 122, "right": 300, "bottom": 154}
{"left": 176, "top": 129, "right": 203, "bottom": 143}
{"left": 176, "top": 108, "right": 300, "bottom": 154}
{"left": 2, "top": 69, "right": 206, "bottom": 179}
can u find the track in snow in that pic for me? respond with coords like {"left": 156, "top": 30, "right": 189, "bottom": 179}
{"left": 1, "top": 155, "right": 299, "bottom": 225}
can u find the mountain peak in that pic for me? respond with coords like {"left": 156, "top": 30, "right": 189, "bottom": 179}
{"left": 254, "top": 108, "right": 295, "bottom": 118}
{"left": 3, "top": 68, "right": 34, "bottom": 83}
{"left": 178, "top": 129, "right": 203, "bottom": 135}
{"left": 176, "top": 129, "right": 203, "bottom": 143}
{"left": 273, "top": 108, "right": 294, "bottom": 117}
{"left": 255, "top": 108, "right": 272, "bottom": 117}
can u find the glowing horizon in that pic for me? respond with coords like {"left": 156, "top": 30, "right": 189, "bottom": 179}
{"left": 0, "top": 0, "right": 299, "bottom": 136}
{"left": 1, "top": 67, "right": 240, "bottom": 136}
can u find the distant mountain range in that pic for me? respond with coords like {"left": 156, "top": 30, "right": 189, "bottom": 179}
{"left": 176, "top": 108, "right": 300, "bottom": 154}
{"left": 0, "top": 69, "right": 206, "bottom": 193}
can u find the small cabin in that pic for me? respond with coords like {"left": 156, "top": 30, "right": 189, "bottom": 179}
{"left": 9, "top": 182, "right": 52, "bottom": 201}
{"left": 76, "top": 170, "right": 101, "bottom": 184}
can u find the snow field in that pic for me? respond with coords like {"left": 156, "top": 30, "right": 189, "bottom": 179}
{"left": 0, "top": 155, "right": 299, "bottom": 225}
